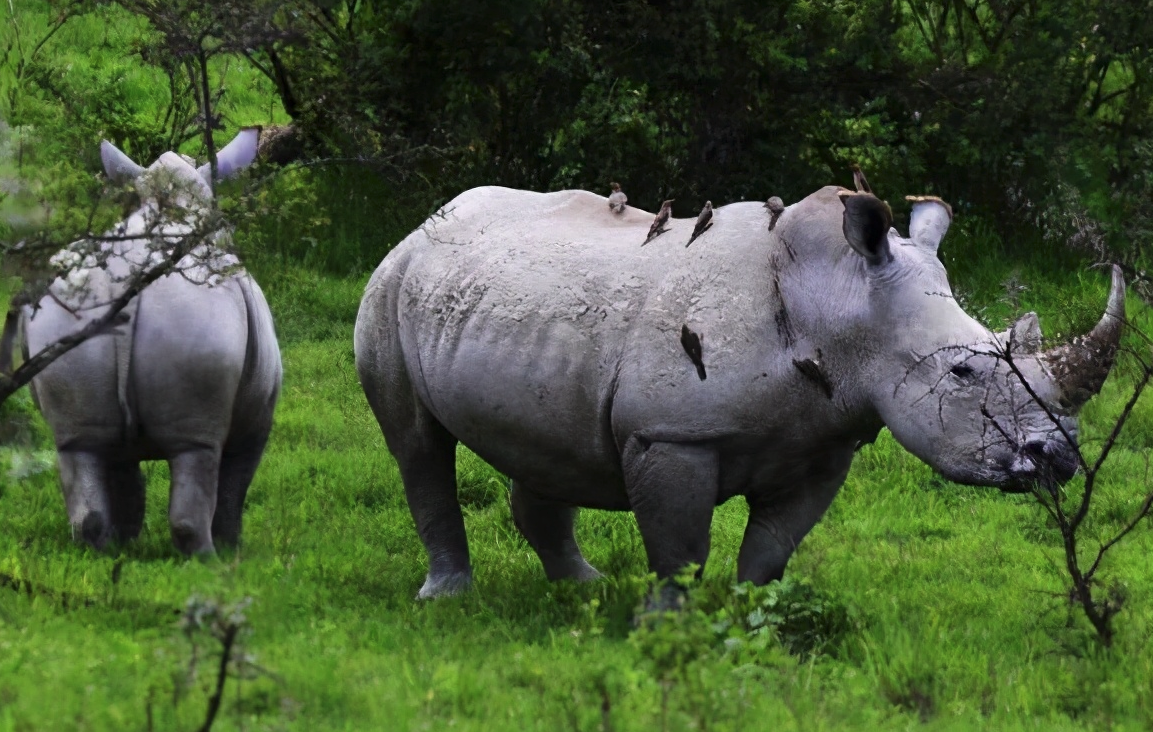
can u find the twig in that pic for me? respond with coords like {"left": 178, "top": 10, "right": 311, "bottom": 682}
{"left": 197, "top": 622, "right": 239, "bottom": 732}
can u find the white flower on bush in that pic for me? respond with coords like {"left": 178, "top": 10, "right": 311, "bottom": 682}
{"left": 48, "top": 249, "right": 82, "bottom": 272}
{"left": 65, "top": 267, "right": 90, "bottom": 291}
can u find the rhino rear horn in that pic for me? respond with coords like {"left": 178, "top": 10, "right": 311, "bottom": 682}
{"left": 1042, "top": 265, "right": 1126, "bottom": 410}
{"left": 196, "top": 127, "right": 262, "bottom": 184}
{"left": 839, "top": 191, "right": 893, "bottom": 265}
{"left": 100, "top": 141, "right": 145, "bottom": 184}
{"left": 905, "top": 195, "right": 952, "bottom": 253}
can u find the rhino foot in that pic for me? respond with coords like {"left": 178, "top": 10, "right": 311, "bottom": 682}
{"left": 170, "top": 522, "right": 216, "bottom": 558}
{"left": 571, "top": 563, "right": 603, "bottom": 582}
{"left": 546, "top": 559, "right": 603, "bottom": 583}
{"left": 78, "top": 512, "right": 112, "bottom": 551}
{"left": 417, "top": 570, "right": 472, "bottom": 600}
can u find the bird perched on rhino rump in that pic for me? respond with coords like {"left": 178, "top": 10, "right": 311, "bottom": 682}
{"left": 851, "top": 163, "right": 872, "bottom": 194}
{"left": 765, "top": 196, "right": 785, "bottom": 231}
{"left": 608, "top": 182, "right": 627, "bottom": 214}
{"left": 686, "top": 201, "right": 713, "bottom": 248}
{"left": 642, "top": 199, "right": 674, "bottom": 245}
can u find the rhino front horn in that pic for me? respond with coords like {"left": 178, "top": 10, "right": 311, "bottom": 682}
{"left": 1043, "top": 265, "right": 1126, "bottom": 410}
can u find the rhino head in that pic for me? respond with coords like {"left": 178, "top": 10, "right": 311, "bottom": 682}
{"left": 100, "top": 127, "right": 261, "bottom": 204}
{"left": 839, "top": 192, "right": 1123, "bottom": 492}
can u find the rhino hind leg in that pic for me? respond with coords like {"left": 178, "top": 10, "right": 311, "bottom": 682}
{"left": 510, "top": 481, "right": 601, "bottom": 582}
{"left": 621, "top": 438, "right": 719, "bottom": 583}
{"left": 57, "top": 451, "right": 115, "bottom": 550}
{"left": 356, "top": 297, "right": 471, "bottom": 598}
{"left": 396, "top": 423, "right": 471, "bottom": 599}
{"left": 167, "top": 449, "right": 221, "bottom": 557}
{"left": 106, "top": 460, "right": 146, "bottom": 543}
{"left": 211, "top": 432, "right": 272, "bottom": 548}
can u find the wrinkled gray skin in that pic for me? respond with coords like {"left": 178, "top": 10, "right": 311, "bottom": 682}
{"left": 20, "top": 129, "right": 282, "bottom": 556}
{"left": 355, "top": 185, "right": 1124, "bottom": 598}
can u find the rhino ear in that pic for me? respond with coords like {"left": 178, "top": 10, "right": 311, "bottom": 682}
{"left": 100, "top": 140, "right": 145, "bottom": 184}
{"left": 997, "top": 312, "right": 1044, "bottom": 354}
{"left": 905, "top": 196, "right": 953, "bottom": 253}
{"left": 839, "top": 191, "right": 893, "bottom": 265}
{"left": 196, "top": 127, "right": 262, "bottom": 184}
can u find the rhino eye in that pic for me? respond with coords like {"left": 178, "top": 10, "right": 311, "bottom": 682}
{"left": 950, "top": 363, "right": 976, "bottom": 380}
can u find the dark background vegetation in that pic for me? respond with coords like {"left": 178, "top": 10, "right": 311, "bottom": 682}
{"left": 5, "top": 0, "right": 1153, "bottom": 277}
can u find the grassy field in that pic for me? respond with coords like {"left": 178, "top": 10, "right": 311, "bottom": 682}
{"left": 2, "top": 242, "right": 1153, "bottom": 730}
{"left": 4, "top": 3, "right": 1153, "bottom": 729}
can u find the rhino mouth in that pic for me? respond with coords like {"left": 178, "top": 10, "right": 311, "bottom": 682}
{"left": 1000, "top": 439, "right": 1079, "bottom": 493}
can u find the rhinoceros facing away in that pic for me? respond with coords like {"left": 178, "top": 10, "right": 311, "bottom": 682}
{"left": 17, "top": 130, "right": 282, "bottom": 555}
{"left": 354, "top": 185, "right": 1124, "bottom": 598}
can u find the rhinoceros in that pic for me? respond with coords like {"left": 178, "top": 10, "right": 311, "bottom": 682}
{"left": 354, "top": 184, "right": 1123, "bottom": 598}
{"left": 13, "top": 129, "right": 281, "bottom": 555}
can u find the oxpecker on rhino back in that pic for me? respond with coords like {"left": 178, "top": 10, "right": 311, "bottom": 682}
{"left": 17, "top": 130, "right": 282, "bottom": 556}
{"left": 354, "top": 184, "right": 1124, "bottom": 599}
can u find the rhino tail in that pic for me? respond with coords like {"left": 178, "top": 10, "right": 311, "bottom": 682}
{"left": 115, "top": 295, "right": 142, "bottom": 439}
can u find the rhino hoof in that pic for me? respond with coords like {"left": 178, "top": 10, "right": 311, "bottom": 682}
{"left": 547, "top": 560, "right": 603, "bottom": 583}
{"left": 79, "top": 512, "right": 111, "bottom": 550}
{"left": 417, "top": 571, "right": 472, "bottom": 600}
{"left": 170, "top": 522, "right": 215, "bottom": 558}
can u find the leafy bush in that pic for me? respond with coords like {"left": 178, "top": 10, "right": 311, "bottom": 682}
{"left": 630, "top": 573, "right": 860, "bottom": 683}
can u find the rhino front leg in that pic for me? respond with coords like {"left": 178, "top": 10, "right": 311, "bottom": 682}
{"left": 510, "top": 482, "right": 601, "bottom": 582}
{"left": 57, "top": 450, "right": 114, "bottom": 550}
{"left": 737, "top": 472, "right": 846, "bottom": 585}
{"left": 168, "top": 449, "right": 221, "bottom": 556}
{"left": 622, "top": 438, "right": 719, "bottom": 582}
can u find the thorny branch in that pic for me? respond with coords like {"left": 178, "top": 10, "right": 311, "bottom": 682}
{"left": 902, "top": 296, "right": 1153, "bottom": 645}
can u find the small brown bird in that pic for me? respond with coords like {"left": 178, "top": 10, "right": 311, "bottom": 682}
{"left": 608, "top": 182, "right": 628, "bottom": 214}
{"left": 642, "top": 199, "right": 674, "bottom": 245}
{"left": 851, "top": 163, "right": 872, "bottom": 195}
{"left": 765, "top": 196, "right": 785, "bottom": 231}
{"left": 680, "top": 324, "right": 707, "bottom": 381}
{"left": 685, "top": 201, "right": 713, "bottom": 248}
{"left": 793, "top": 350, "right": 833, "bottom": 399}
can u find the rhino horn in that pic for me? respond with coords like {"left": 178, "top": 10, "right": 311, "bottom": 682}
{"left": 100, "top": 140, "right": 145, "bottom": 183}
{"left": 1042, "top": 265, "right": 1126, "bottom": 410}
{"left": 905, "top": 195, "right": 952, "bottom": 253}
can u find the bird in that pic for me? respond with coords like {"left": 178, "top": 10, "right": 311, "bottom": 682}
{"left": 765, "top": 196, "right": 785, "bottom": 231}
{"left": 680, "top": 324, "right": 706, "bottom": 381}
{"left": 851, "top": 163, "right": 872, "bottom": 195}
{"left": 793, "top": 350, "right": 833, "bottom": 399}
{"left": 608, "top": 182, "right": 627, "bottom": 214}
{"left": 642, "top": 199, "right": 674, "bottom": 245}
{"left": 685, "top": 201, "right": 713, "bottom": 248}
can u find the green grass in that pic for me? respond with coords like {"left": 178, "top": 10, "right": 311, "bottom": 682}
{"left": 2, "top": 246, "right": 1153, "bottom": 730}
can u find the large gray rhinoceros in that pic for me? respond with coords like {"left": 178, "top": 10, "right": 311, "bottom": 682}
{"left": 354, "top": 184, "right": 1124, "bottom": 598}
{"left": 17, "top": 129, "right": 281, "bottom": 555}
